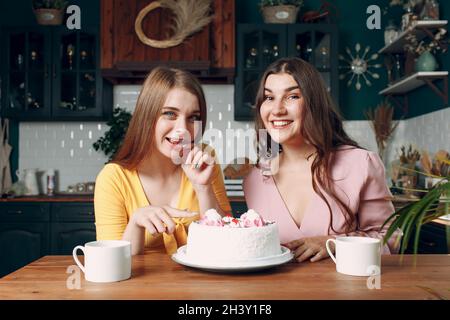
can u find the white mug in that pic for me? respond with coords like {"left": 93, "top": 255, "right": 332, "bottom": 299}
{"left": 72, "top": 240, "right": 132, "bottom": 283}
{"left": 326, "top": 236, "right": 381, "bottom": 277}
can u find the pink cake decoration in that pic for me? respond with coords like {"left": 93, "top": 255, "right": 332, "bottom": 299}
{"left": 198, "top": 209, "right": 269, "bottom": 228}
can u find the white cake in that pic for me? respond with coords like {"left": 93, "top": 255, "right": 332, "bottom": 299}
{"left": 185, "top": 209, "right": 282, "bottom": 262}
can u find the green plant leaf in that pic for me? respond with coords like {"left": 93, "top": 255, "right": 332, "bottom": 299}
{"left": 384, "top": 177, "right": 450, "bottom": 254}
{"left": 400, "top": 188, "right": 440, "bottom": 254}
{"left": 92, "top": 107, "right": 132, "bottom": 162}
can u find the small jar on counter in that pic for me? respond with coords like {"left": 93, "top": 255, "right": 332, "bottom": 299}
{"left": 46, "top": 169, "right": 56, "bottom": 196}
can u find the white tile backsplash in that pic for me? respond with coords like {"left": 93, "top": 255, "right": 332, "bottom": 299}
{"left": 399, "top": 107, "right": 450, "bottom": 157}
{"left": 18, "top": 84, "right": 450, "bottom": 193}
{"left": 19, "top": 122, "right": 109, "bottom": 192}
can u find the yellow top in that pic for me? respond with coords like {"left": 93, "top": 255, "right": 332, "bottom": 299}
{"left": 94, "top": 162, "right": 231, "bottom": 254}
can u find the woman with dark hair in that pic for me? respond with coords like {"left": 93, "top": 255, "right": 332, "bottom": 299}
{"left": 243, "top": 57, "right": 398, "bottom": 263}
{"left": 95, "top": 66, "right": 231, "bottom": 255}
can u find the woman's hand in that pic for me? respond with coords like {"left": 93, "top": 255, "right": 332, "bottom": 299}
{"left": 182, "top": 145, "right": 215, "bottom": 188}
{"left": 131, "top": 205, "right": 197, "bottom": 235}
{"left": 284, "top": 236, "right": 334, "bottom": 263}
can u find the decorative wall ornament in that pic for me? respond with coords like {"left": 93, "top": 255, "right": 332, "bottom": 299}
{"left": 135, "top": 0, "right": 213, "bottom": 49}
{"left": 339, "top": 43, "right": 382, "bottom": 91}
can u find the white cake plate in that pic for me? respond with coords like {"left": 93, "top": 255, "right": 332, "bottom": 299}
{"left": 171, "top": 245, "right": 294, "bottom": 273}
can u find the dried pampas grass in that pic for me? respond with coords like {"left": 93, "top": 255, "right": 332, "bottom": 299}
{"left": 135, "top": 0, "right": 213, "bottom": 49}
{"left": 366, "top": 101, "right": 399, "bottom": 161}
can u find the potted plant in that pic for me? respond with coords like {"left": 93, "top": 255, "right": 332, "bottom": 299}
{"left": 260, "top": 0, "right": 303, "bottom": 24}
{"left": 383, "top": 151, "right": 450, "bottom": 254}
{"left": 32, "top": 0, "right": 68, "bottom": 26}
{"left": 92, "top": 107, "right": 132, "bottom": 162}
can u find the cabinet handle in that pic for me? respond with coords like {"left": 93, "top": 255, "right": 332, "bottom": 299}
{"left": 52, "top": 64, "right": 56, "bottom": 78}
{"left": 84, "top": 211, "right": 94, "bottom": 215}
{"left": 7, "top": 210, "right": 23, "bottom": 215}
{"left": 424, "top": 241, "right": 436, "bottom": 247}
{"left": 44, "top": 64, "right": 49, "bottom": 78}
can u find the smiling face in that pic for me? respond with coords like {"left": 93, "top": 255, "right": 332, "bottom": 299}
{"left": 259, "top": 73, "right": 306, "bottom": 146}
{"left": 154, "top": 88, "right": 202, "bottom": 160}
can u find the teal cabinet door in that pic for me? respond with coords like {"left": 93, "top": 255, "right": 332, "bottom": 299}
{"left": 234, "top": 23, "right": 339, "bottom": 121}
{"left": 1, "top": 27, "right": 52, "bottom": 120}
{"left": 0, "top": 222, "right": 49, "bottom": 278}
{"left": 1, "top": 26, "right": 112, "bottom": 121}
{"left": 51, "top": 26, "right": 112, "bottom": 121}
{"left": 51, "top": 222, "right": 96, "bottom": 255}
{"left": 235, "top": 24, "right": 286, "bottom": 121}
{"left": 50, "top": 202, "right": 96, "bottom": 255}
{"left": 404, "top": 222, "right": 449, "bottom": 254}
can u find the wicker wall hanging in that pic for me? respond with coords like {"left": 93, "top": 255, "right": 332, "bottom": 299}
{"left": 134, "top": 0, "right": 213, "bottom": 49}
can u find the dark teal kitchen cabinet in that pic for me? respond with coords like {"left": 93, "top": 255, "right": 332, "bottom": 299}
{"left": 1, "top": 28, "right": 52, "bottom": 119}
{"left": 51, "top": 222, "right": 96, "bottom": 255}
{"left": 404, "top": 222, "right": 450, "bottom": 254}
{"left": 0, "top": 222, "right": 50, "bottom": 278}
{"left": 0, "top": 201, "right": 96, "bottom": 278}
{"left": 1, "top": 26, "right": 112, "bottom": 121}
{"left": 0, "top": 202, "right": 50, "bottom": 278}
{"left": 235, "top": 23, "right": 339, "bottom": 121}
{"left": 50, "top": 203, "right": 96, "bottom": 255}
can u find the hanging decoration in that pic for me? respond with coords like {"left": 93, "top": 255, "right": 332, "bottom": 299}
{"left": 339, "top": 43, "right": 382, "bottom": 91}
{"left": 135, "top": 0, "right": 213, "bottom": 49}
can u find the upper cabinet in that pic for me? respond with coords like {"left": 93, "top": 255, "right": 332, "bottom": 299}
{"left": 1, "top": 26, "right": 112, "bottom": 121}
{"left": 235, "top": 23, "right": 339, "bottom": 121}
{"left": 2, "top": 28, "right": 52, "bottom": 120}
{"left": 100, "top": 0, "right": 235, "bottom": 84}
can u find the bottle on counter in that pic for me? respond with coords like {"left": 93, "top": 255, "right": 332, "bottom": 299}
{"left": 46, "top": 169, "right": 55, "bottom": 196}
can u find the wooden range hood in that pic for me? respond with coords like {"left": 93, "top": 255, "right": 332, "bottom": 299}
{"left": 101, "top": 0, "right": 235, "bottom": 84}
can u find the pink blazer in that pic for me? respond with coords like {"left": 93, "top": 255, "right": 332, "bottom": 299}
{"left": 243, "top": 147, "right": 399, "bottom": 254}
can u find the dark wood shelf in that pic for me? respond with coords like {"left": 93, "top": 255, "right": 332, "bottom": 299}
{"left": 379, "top": 71, "right": 448, "bottom": 95}
{"left": 378, "top": 20, "right": 448, "bottom": 54}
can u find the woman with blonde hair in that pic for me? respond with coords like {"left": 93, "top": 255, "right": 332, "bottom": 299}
{"left": 95, "top": 67, "right": 231, "bottom": 255}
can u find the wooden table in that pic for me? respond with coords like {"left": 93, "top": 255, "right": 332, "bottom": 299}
{"left": 0, "top": 254, "right": 449, "bottom": 300}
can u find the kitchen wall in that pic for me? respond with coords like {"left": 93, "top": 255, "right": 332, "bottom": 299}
{"left": 18, "top": 84, "right": 450, "bottom": 192}
{"left": 238, "top": 0, "right": 450, "bottom": 120}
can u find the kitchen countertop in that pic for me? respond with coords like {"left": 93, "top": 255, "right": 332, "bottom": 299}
{"left": 0, "top": 254, "right": 449, "bottom": 300}
{"left": 1, "top": 195, "right": 448, "bottom": 225}
{"left": 0, "top": 194, "right": 426, "bottom": 203}
{"left": 0, "top": 195, "right": 247, "bottom": 203}
{"left": 0, "top": 195, "right": 95, "bottom": 202}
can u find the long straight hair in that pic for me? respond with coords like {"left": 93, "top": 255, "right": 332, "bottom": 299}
{"left": 254, "top": 57, "right": 361, "bottom": 234}
{"left": 112, "top": 66, "right": 207, "bottom": 169}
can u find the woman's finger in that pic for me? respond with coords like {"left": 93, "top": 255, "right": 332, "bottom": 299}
{"left": 293, "top": 244, "right": 308, "bottom": 259}
{"left": 148, "top": 209, "right": 167, "bottom": 233}
{"left": 286, "top": 239, "right": 305, "bottom": 250}
{"left": 141, "top": 218, "right": 158, "bottom": 235}
{"left": 200, "top": 153, "right": 214, "bottom": 166}
{"left": 310, "top": 249, "right": 326, "bottom": 263}
{"left": 185, "top": 147, "right": 197, "bottom": 165}
{"left": 191, "top": 150, "right": 204, "bottom": 169}
{"left": 296, "top": 247, "right": 315, "bottom": 263}
{"left": 201, "top": 146, "right": 215, "bottom": 165}
{"left": 164, "top": 206, "right": 199, "bottom": 218}
{"left": 193, "top": 153, "right": 211, "bottom": 171}
{"left": 155, "top": 210, "right": 176, "bottom": 234}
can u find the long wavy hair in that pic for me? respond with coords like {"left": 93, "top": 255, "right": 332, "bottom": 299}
{"left": 254, "top": 57, "right": 361, "bottom": 234}
{"left": 112, "top": 66, "right": 207, "bottom": 169}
